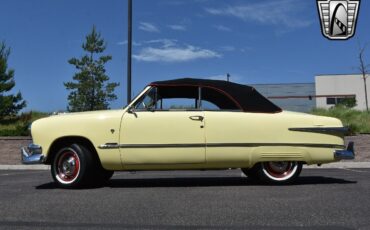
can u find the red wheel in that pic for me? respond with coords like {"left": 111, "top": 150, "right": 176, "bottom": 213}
{"left": 54, "top": 149, "right": 80, "bottom": 184}
{"left": 51, "top": 144, "right": 95, "bottom": 188}
{"left": 245, "top": 161, "right": 303, "bottom": 184}
{"left": 261, "top": 162, "right": 298, "bottom": 181}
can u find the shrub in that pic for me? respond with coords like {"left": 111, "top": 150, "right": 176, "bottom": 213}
{"left": 311, "top": 107, "right": 370, "bottom": 134}
{"left": 336, "top": 98, "right": 357, "bottom": 109}
{"left": 0, "top": 111, "right": 49, "bottom": 136}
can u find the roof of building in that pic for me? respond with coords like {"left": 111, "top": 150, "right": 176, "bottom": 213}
{"left": 149, "top": 78, "right": 282, "bottom": 113}
{"left": 315, "top": 73, "right": 363, "bottom": 76}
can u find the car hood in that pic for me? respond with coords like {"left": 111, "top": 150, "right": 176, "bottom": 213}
{"left": 31, "top": 109, "right": 125, "bottom": 133}
{"left": 52, "top": 109, "right": 124, "bottom": 117}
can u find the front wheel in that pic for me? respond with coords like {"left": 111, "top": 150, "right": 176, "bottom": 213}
{"left": 51, "top": 144, "right": 95, "bottom": 188}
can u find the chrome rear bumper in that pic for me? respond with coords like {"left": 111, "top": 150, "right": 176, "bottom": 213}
{"left": 21, "top": 144, "right": 45, "bottom": 164}
{"left": 334, "top": 142, "right": 355, "bottom": 160}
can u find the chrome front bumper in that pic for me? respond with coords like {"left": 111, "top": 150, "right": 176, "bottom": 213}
{"left": 21, "top": 144, "right": 45, "bottom": 164}
{"left": 334, "top": 141, "right": 355, "bottom": 160}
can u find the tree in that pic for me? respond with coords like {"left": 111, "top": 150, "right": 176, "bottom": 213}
{"left": 0, "top": 41, "right": 26, "bottom": 119}
{"left": 64, "top": 26, "right": 119, "bottom": 112}
{"left": 357, "top": 42, "right": 370, "bottom": 112}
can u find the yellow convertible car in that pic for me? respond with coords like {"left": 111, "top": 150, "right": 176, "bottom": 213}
{"left": 22, "top": 78, "right": 354, "bottom": 188}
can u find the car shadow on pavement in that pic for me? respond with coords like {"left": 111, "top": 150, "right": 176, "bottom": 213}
{"left": 107, "top": 176, "right": 356, "bottom": 188}
{"left": 35, "top": 176, "right": 356, "bottom": 189}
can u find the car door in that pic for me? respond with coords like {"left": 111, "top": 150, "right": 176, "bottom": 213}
{"left": 120, "top": 86, "right": 206, "bottom": 165}
{"left": 200, "top": 87, "right": 252, "bottom": 166}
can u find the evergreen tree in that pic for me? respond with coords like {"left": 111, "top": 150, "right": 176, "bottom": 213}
{"left": 64, "top": 26, "right": 119, "bottom": 112}
{"left": 0, "top": 41, "right": 26, "bottom": 119}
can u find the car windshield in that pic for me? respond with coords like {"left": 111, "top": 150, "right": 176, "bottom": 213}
{"left": 134, "top": 87, "right": 157, "bottom": 110}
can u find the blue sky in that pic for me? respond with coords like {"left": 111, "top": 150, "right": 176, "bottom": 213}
{"left": 1, "top": 0, "right": 370, "bottom": 112}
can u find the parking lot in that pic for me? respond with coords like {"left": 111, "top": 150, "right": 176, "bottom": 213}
{"left": 0, "top": 168, "right": 369, "bottom": 229}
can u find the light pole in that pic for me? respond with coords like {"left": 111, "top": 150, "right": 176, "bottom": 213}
{"left": 127, "top": 0, "right": 132, "bottom": 104}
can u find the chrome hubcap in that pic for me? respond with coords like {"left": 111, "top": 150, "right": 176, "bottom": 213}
{"left": 55, "top": 150, "right": 80, "bottom": 183}
{"left": 262, "top": 161, "right": 298, "bottom": 181}
{"left": 62, "top": 157, "right": 76, "bottom": 176}
{"left": 267, "top": 162, "right": 290, "bottom": 174}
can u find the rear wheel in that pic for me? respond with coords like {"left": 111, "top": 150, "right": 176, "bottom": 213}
{"left": 260, "top": 161, "right": 302, "bottom": 184}
{"left": 243, "top": 161, "right": 302, "bottom": 184}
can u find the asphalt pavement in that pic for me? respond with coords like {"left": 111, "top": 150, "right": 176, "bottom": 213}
{"left": 0, "top": 169, "right": 369, "bottom": 229}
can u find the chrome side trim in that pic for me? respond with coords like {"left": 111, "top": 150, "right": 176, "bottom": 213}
{"left": 21, "top": 144, "right": 44, "bottom": 165}
{"left": 99, "top": 143, "right": 344, "bottom": 149}
{"left": 334, "top": 141, "right": 355, "bottom": 160}
{"left": 120, "top": 143, "right": 205, "bottom": 148}
{"left": 207, "top": 143, "right": 344, "bottom": 149}
{"left": 289, "top": 127, "right": 349, "bottom": 134}
{"left": 98, "top": 143, "right": 120, "bottom": 149}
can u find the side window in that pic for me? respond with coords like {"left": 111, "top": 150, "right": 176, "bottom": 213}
{"left": 157, "top": 86, "right": 199, "bottom": 111}
{"left": 133, "top": 85, "right": 240, "bottom": 111}
{"left": 201, "top": 100, "right": 220, "bottom": 110}
{"left": 201, "top": 87, "right": 239, "bottom": 111}
{"left": 326, "top": 96, "right": 356, "bottom": 106}
{"left": 326, "top": 97, "right": 336, "bottom": 105}
{"left": 161, "top": 98, "right": 196, "bottom": 110}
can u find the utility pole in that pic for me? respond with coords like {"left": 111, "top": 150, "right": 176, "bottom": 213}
{"left": 127, "top": 0, "right": 132, "bottom": 104}
{"left": 227, "top": 73, "right": 230, "bottom": 82}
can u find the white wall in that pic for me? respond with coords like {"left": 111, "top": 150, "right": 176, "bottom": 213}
{"left": 315, "top": 74, "right": 370, "bottom": 110}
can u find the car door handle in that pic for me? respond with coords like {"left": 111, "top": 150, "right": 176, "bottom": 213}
{"left": 189, "top": 116, "right": 204, "bottom": 121}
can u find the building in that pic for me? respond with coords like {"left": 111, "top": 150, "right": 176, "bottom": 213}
{"left": 245, "top": 74, "right": 368, "bottom": 113}
{"left": 251, "top": 83, "right": 316, "bottom": 113}
{"left": 315, "top": 74, "right": 370, "bottom": 110}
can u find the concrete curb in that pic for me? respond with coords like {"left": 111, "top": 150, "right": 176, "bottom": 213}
{"left": 0, "top": 165, "right": 50, "bottom": 170}
{"left": 0, "top": 162, "right": 370, "bottom": 170}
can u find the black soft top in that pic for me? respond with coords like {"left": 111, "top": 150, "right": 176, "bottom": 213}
{"left": 150, "top": 78, "right": 282, "bottom": 113}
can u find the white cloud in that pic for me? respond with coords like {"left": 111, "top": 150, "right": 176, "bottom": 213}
{"left": 145, "top": 39, "right": 177, "bottom": 48}
{"left": 133, "top": 40, "right": 221, "bottom": 63}
{"left": 117, "top": 41, "right": 142, "bottom": 46}
{"left": 205, "top": 0, "right": 312, "bottom": 29}
{"left": 139, "top": 22, "right": 160, "bottom": 33}
{"left": 168, "top": 24, "right": 187, "bottom": 31}
{"left": 214, "top": 25, "right": 232, "bottom": 32}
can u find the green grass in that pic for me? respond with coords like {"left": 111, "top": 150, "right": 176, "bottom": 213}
{"left": 0, "top": 111, "right": 49, "bottom": 136}
{"left": 311, "top": 106, "right": 370, "bottom": 134}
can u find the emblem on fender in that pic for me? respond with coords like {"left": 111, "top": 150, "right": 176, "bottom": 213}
{"left": 317, "top": 0, "right": 360, "bottom": 40}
